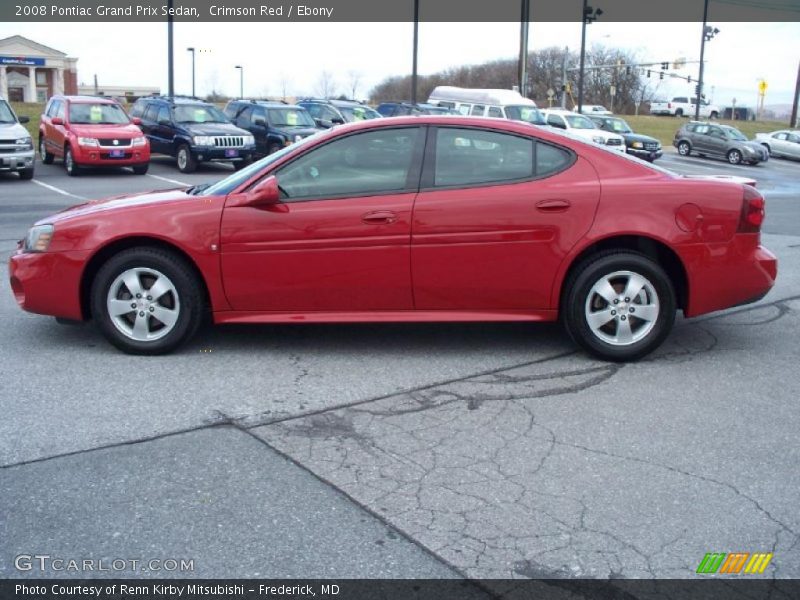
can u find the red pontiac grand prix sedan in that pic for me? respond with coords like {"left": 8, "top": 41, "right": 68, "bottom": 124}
{"left": 9, "top": 116, "right": 777, "bottom": 360}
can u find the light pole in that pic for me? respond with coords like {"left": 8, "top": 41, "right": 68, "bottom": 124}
{"left": 518, "top": 0, "right": 530, "bottom": 97}
{"left": 235, "top": 65, "right": 243, "bottom": 100}
{"left": 577, "top": 0, "right": 602, "bottom": 114}
{"left": 411, "top": 0, "right": 419, "bottom": 104}
{"left": 167, "top": 0, "right": 174, "bottom": 97}
{"left": 187, "top": 47, "right": 195, "bottom": 97}
{"left": 695, "top": 0, "right": 719, "bottom": 121}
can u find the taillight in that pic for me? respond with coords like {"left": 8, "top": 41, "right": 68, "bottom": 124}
{"left": 738, "top": 185, "right": 765, "bottom": 233}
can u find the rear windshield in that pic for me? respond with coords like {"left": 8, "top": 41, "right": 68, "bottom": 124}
{"left": 69, "top": 102, "right": 129, "bottom": 124}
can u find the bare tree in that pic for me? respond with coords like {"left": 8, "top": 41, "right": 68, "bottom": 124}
{"left": 347, "top": 70, "right": 361, "bottom": 100}
{"left": 279, "top": 73, "right": 290, "bottom": 101}
{"left": 315, "top": 70, "right": 336, "bottom": 98}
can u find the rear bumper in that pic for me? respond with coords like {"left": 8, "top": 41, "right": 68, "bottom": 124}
{"left": 8, "top": 248, "right": 88, "bottom": 320}
{"left": 681, "top": 238, "right": 777, "bottom": 317}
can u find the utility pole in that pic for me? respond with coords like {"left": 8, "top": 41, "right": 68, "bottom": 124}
{"left": 792, "top": 59, "right": 800, "bottom": 128}
{"left": 411, "top": 0, "right": 419, "bottom": 104}
{"left": 578, "top": 0, "right": 601, "bottom": 114}
{"left": 518, "top": 0, "right": 530, "bottom": 97}
{"left": 167, "top": 0, "right": 174, "bottom": 98}
{"left": 561, "top": 47, "right": 568, "bottom": 108}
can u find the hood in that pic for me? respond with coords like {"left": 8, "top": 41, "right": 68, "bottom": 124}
{"left": 182, "top": 122, "right": 251, "bottom": 136}
{"left": 622, "top": 132, "right": 660, "bottom": 145}
{"left": 67, "top": 123, "right": 144, "bottom": 138}
{"left": 0, "top": 122, "right": 31, "bottom": 138}
{"left": 41, "top": 188, "right": 191, "bottom": 224}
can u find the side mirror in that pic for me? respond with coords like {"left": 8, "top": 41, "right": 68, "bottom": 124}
{"left": 18, "top": 116, "right": 30, "bottom": 124}
{"left": 246, "top": 175, "right": 280, "bottom": 207}
{"left": 158, "top": 119, "right": 171, "bottom": 126}
{"left": 253, "top": 116, "right": 266, "bottom": 127}
{"left": 131, "top": 117, "right": 142, "bottom": 125}
{"left": 315, "top": 118, "right": 333, "bottom": 129}
{"left": 331, "top": 117, "right": 345, "bottom": 125}
{"left": 52, "top": 117, "right": 64, "bottom": 125}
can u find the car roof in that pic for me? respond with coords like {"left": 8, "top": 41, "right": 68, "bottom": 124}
{"left": 58, "top": 95, "right": 119, "bottom": 104}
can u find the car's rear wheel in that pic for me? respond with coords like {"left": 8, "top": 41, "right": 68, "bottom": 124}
{"left": 563, "top": 252, "right": 676, "bottom": 362}
{"left": 675, "top": 109, "right": 683, "bottom": 117}
{"left": 677, "top": 141, "right": 691, "bottom": 156}
{"left": 176, "top": 144, "right": 197, "bottom": 173}
{"left": 727, "top": 149, "right": 743, "bottom": 165}
{"left": 64, "top": 146, "right": 80, "bottom": 176}
{"left": 39, "top": 137, "right": 54, "bottom": 164}
{"left": 91, "top": 247, "right": 204, "bottom": 355}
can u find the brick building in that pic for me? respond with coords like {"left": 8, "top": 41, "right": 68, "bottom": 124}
{"left": 0, "top": 35, "right": 78, "bottom": 102}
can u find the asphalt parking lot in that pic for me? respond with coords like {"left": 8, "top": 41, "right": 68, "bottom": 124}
{"left": 1, "top": 150, "right": 799, "bottom": 581}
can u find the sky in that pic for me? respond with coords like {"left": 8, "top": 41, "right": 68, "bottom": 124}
{"left": 1, "top": 21, "right": 798, "bottom": 107}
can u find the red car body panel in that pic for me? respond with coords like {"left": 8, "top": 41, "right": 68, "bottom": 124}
{"left": 10, "top": 116, "right": 777, "bottom": 331}
{"left": 40, "top": 96, "right": 150, "bottom": 167}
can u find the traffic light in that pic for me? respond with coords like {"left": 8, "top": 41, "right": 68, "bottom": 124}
{"left": 659, "top": 71, "right": 664, "bottom": 80}
{"left": 687, "top": 76, "right": 692, "bottom": 84}
{"left": 695, "top": 85, "right": 701, "bottom": 96}
{"left": 661, "top": 62, "right": 668, "bottom": 70}
{"left": 626, "top": 66, "right": 631, "bottom": 75}
{"left": 647, "top": 70, "right": 651, "bottom": 78}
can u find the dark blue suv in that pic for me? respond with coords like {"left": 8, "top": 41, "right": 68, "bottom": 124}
{"left": 130, "top": 96, "right": 255, "bottom": 172}
{"left": 223, "top": 100, "right": 322, "bottom": 156}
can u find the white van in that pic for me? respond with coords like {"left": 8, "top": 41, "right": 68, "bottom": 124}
{"left": 426, "top": 86, "right": 546, "bottom": 125}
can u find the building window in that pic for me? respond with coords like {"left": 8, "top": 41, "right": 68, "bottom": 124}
{"left": 36, "top": 88, "right": 47, "bottom": 103}
{"left": 36, "top": 71, "right": 47, "bottom": 85}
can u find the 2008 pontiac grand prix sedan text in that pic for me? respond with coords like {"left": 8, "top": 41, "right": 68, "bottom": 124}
{"left": 9, "top": 116, "right": 777, "bottom": 361}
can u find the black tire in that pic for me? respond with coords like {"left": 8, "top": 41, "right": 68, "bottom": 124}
{"left": 19, "top": 167, "right": 34, "bottom": 180}
{"left": 267, "top": 143, "right": 282, "bottom": 155}
{"left": 39, "top": 136, "right": 54, "bottom": 164}
{"left": 176, "top": 144, "right": 197, "bottom": 173}
{"left": 562, "top": 251, "right": 676, "bottom": 362}
{"left": 677, "top": 141, "right": 691, "bottom": 156}
{"left": 90, "top": 247, "right": 205, "bottom": 355}
{"left": 132, "top": 163, "right": 149, "bottom": 175}
{"left": 233, "top": 157, "right": 252, "bottom": 171}
{"left": 727, "top": 149, "right": 743, "bottom": 165}
{"left": 64, "top": 145, "right": 80, "bottom": 176}
{"left": 674, "top": 109, "right": 683, "bottom": 117}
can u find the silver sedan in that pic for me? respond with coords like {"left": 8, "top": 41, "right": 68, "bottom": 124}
{"left": 755, "top": 130, "right": 800, "bottom": 160}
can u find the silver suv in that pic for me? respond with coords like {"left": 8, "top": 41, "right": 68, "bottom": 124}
{"left": 673, "top": 121, "right": 767, "bottom": 165}
{"left": 0, "top": 98, "right": 35, "bottom": 180}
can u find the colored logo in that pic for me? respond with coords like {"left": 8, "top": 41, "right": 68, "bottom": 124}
{"left": 696, "top": 552, "right": 773, "bottom": 574}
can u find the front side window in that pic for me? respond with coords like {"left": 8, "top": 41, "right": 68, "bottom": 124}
{"left": 276, "top": 127, "right": 421, "bottom": 200}
{"left": 470, "top": 105, "right": 485, "bottom": 116}
{"left": 157, "top": 106, "right": 170, "bottom": 124}
{"left": 564, "top": 114, "right": 597, "bottom": 129}
{"left": 722, "top": 127, "right": 747, "bottom": 141}
{"left": 434, "top": 128, "right": 533, "bottom": 187}
{"left": 0, "top": 100, "right": 15, "bottom": 122}
{"left": 788, "top": 134, "right": 800, "bottom": 144}
{"left": 129, "top": 100, "right": 145, "bottom": 117}
{"left": 487, "top": 106, "right": 503, "bottom": 118}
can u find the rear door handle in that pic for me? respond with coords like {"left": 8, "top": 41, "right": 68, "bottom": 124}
{"left": 536, "top": 199, "right": 571, "bottom": 212}
{"left": 361, "top": 210, "right": 398, "bottom": 224}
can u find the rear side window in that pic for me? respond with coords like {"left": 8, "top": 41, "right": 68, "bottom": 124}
{"left": 673, "top": 97, "right": 688, "bottom": 103}
{"left": 487, "top": 106, "right": 503, "bottom": 118}
{"left": 434, "top": 128, "right": 533, "bottom": 187}
{"left": 535, "top": 143, "right": 572, "bottom": 177}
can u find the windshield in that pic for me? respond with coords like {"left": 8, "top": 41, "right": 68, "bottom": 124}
{"left": 173, "top": 104, "right": 229, "bottom": 124}
{"left": 565, "top": 114, "right": 597, "bottom": 129}
{"left": 339, "top": 106, "right": 381, "bottom": 122}
{"left": 604, "top": 118, "right": 632, "bottom": 134}
{"left": 268, "top": 108, "right": 316, "bottom": 128}
{"left": 723, "top": 126, "right": 747, "bottom": 141}
{"left": 505, "top": 105, "right": 546, "bottom": 125}
{"left": 69, "top": 102, "right": 130, "bottom": 125}
{"left": 0, "top": 101, "right": 16, "bottom": 123}
{"left": 198, "top": 131, "right": 324, "bottom": 196}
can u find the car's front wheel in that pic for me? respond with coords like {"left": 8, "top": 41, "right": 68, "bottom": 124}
{"left": 563, "top": 252, "right": 676, "bottom": 361}
{"left": 176, "top": 144, "right": 197, "bottom": 173}
{"left": 132, "top": 163, "right": 149, "bottom": 175}
{"left": 677, "top": 141, "right": 691, "bottom": 156}
{"left": 727, "top": 149, "right": 743, "bottom": 165}
{"left": 40, "top": 137, "right": 54, "bottom": 164}
{"left": 91, "top": 247, "right": 205, "bottom": 354}
{"left": 64, "top": 146, "right": 80, "bottom": 176}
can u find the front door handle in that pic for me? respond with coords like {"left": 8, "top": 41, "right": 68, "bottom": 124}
{"left": 536, "top": 199, "right": 571, "bottom": 212}
{"left": 361, "top": 210, "right": 398, "bottom": 224}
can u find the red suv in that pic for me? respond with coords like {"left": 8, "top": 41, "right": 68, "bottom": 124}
{"left": 39, "top": 95, "right": 150, "bottom": 176}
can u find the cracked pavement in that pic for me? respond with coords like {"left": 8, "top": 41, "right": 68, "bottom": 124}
{"left": 2, "top": 159, "right": 800, "bottom": 582}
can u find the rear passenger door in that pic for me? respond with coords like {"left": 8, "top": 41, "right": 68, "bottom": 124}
{"left": 410, "top": 126, "right": 601, "bottom": 310}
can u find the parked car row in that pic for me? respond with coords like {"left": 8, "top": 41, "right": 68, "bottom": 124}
{"left": 0, "top": 96, "right": 35, "bottom": 179}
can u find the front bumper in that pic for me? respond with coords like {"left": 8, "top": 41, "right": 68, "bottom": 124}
{"left": 681, "top": 238, "right": 777, "bottom": 317}
{"left": 627, "top": 147, "right": 663, "bottom": 160}
{"left": 192, "top": 145, "right": 256, "bottom": 162}
{"left": 0, "top": 150, "right": 35, "bottom": 172}
{"left": 72, "top": 144, "right": 150, "bottom": 166}
{"left": 9, "top": 247, "right": 89, "bottom": 320}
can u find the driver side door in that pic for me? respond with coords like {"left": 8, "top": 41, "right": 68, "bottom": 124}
{"left": 220, "top": 126, "right": 425, "bottom": 312}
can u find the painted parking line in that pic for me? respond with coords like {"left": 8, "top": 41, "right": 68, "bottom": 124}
{"left": 146, "top": 174, "right": 191, "bottom": 186}
{"left": 31, "top": 179, "right": 86, "bottom": 200}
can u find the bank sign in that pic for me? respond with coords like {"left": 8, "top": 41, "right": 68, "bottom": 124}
{"left": 0, "top": 56, "right": 46, "bottom": 66}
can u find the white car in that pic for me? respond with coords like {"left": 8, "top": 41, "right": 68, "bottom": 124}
{"left": 755, "top": 130, "right": 800, "bottom": 160}
{"left": 541, "top": 109, "right": 625, "bottom": 152}
{"left": 578, "top": 104, "right": 613, "bottom": 116}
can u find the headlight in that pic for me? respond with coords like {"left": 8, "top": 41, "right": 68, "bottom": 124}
{"left": 743, "top": 146, "right": 755, "bottom": 154}
{"left": 77, "top": 137, "right": 99, "bottom": 147}
{"left": 193, "top": 136, "right": 214, "bottom": 146}
{"left": 244, "top": 135, "right": 255, "bottom": 145}
{"left": 15, "top": 136, "right": 33, "bottom": 150}
{"left": 592, "top": 135, "right": 605, "bottom": 144}
{"left": 631, "top": 141, "right": 643, "bottom": 149}
{"left": 24, "top": 224, "right": 54, "bottom": 253}
{"left": 294, "top": 135, "right": 303, "bottom": 143}
{"left": 131, "top": 136, "right": 147, "bottom": 146}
